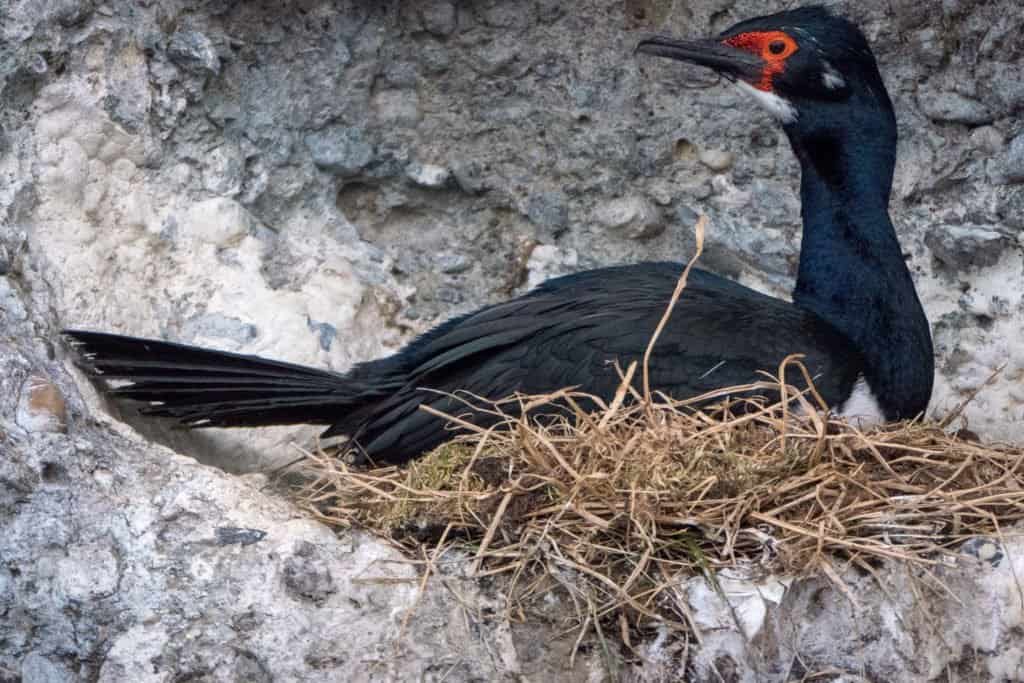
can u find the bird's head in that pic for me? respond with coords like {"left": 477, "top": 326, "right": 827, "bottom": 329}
{"left": 637, "top": 6, "right": 892, "bottom": 130}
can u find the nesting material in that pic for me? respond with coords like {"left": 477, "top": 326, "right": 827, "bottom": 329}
{"left": 293, "top": 374, "right": 1024, "bottom": 631}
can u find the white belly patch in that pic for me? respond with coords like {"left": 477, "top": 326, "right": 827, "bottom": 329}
{"left": 837, "top": 376, "right": 886, "bottom": 428}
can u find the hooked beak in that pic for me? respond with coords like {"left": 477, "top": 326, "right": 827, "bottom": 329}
{"left": 635, "top": 36, "right": 762, "bottom": 82}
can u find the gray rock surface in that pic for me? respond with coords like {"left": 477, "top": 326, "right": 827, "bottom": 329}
{"left": 0, "top": 280, "right": 610, "bottom": 681}
{"left": 5, "top": 0, "right": 1024, "bottom": 452}
{"left": 5, "top": 0, "right": 1024, "bottom": 679}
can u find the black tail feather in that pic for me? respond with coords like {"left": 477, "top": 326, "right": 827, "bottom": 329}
{"left": 63, "top": 330, "right": 359, "bottom": 428}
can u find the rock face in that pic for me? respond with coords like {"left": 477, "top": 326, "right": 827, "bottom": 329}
{"left": 5, "top": 0, "right": 1024, "bottom": 455}
{"left": 0, "top": 348, "right": 610, "bottom": 682}
{"left": 4, "top": 0, "right": 1024, "bottom": 679}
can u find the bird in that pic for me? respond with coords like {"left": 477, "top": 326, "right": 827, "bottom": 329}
{"left": 64, "top": 7, "right": 933, "bottom": 465}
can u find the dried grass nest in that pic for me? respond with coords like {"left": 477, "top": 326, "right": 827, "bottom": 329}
{"left": 292, "top": 366, "right": 1024, "bottom": 633}
{"left": 289, "top": 219, "right": 1024, "bottom": 640}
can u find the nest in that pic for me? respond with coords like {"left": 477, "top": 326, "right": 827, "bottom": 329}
{"left": 289, "top": 218, "right": 1024, "bottom": 646}
{"left": 291, "top": 368, "right": 1024, "bottom": 637}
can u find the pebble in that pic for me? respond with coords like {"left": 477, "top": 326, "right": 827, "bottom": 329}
{"left": 437, "top": 253, "right": 471, "bottom": 274}
{"left": 699, "top": 148, "right": 735, "bottom": 173}
{"left": 167, "top": 30, "right": 221, "bottom": 75}
{"left": 451, "top": 160, "right": 488, "bottom": 195}
{"left": 202, "top": 144, "right": 243, "bottom": 196}
{"left": 924, "top": 225, "right": 1009, "bottom": 270}
{"left": 917, "top": 89, "right": 994, "bottom": 125}
{"left": 305, "top": 126, "right": 375, "bottom": 177}
{"left": 593, "top": 196, "right": 665, "bottom": 240}
{"left": 406, "top": 161, "right": 452, "bottom": 189}
{"left": 969, "top": 126, "right": 1005, "bottom": 155}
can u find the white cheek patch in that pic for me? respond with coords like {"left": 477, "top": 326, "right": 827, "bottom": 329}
{"left": 822, "top": 60, "right": 846, "bottom": 90}
{"left": 838, "top": 376, "right": 886, "bottom": 429}
{"left": 735, "top": 80, "right": 798, "bottom": 124}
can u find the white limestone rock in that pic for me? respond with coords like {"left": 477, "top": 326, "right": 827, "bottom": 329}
{"left": 593, "top": 196, "right": 666, "bottom": 240}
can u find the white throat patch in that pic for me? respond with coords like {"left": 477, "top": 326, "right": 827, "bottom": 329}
{"left": 837, "top": 376, "right": 885, "bottom": 429}
{"left": 735, "top": 80, "right": 798, "bottom": 124}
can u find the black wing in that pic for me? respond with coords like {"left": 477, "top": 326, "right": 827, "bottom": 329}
{"left": 341, "top": 263, "right": 864, "bottom": 462}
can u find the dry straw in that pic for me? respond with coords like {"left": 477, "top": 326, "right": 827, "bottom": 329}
{"left": 290, "top": 216, "right": 1024, "bottom": 641}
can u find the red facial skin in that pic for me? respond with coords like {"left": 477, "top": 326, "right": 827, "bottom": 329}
{"left": 723, "top": 31, "right": 799, "bottom": 92}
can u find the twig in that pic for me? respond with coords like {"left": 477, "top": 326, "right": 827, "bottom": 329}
{"left": 642, "top": 215, "right": 707, "bottom": 403}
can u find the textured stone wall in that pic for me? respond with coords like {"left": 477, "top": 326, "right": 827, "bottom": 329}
{"left": 3, "top": 0, "right": 1024, "bottom": 679}
{"left": 4, "top": 1, "right": 1024, "bottom": 459}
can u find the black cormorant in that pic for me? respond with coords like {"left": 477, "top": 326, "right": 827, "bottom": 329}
{"left": 65, "top": 7, "right": 934, "bottom": 464}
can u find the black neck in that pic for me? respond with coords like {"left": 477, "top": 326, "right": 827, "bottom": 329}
{"left": 787, "top": 99, "right": 933, "bottom": 419}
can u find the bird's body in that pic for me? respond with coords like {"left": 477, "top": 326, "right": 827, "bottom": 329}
{"left": 65, "top": 7, "right": 935, "bottom": 465}
{"left": 67, "top": 264, "right": 867, "bottom": 461}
